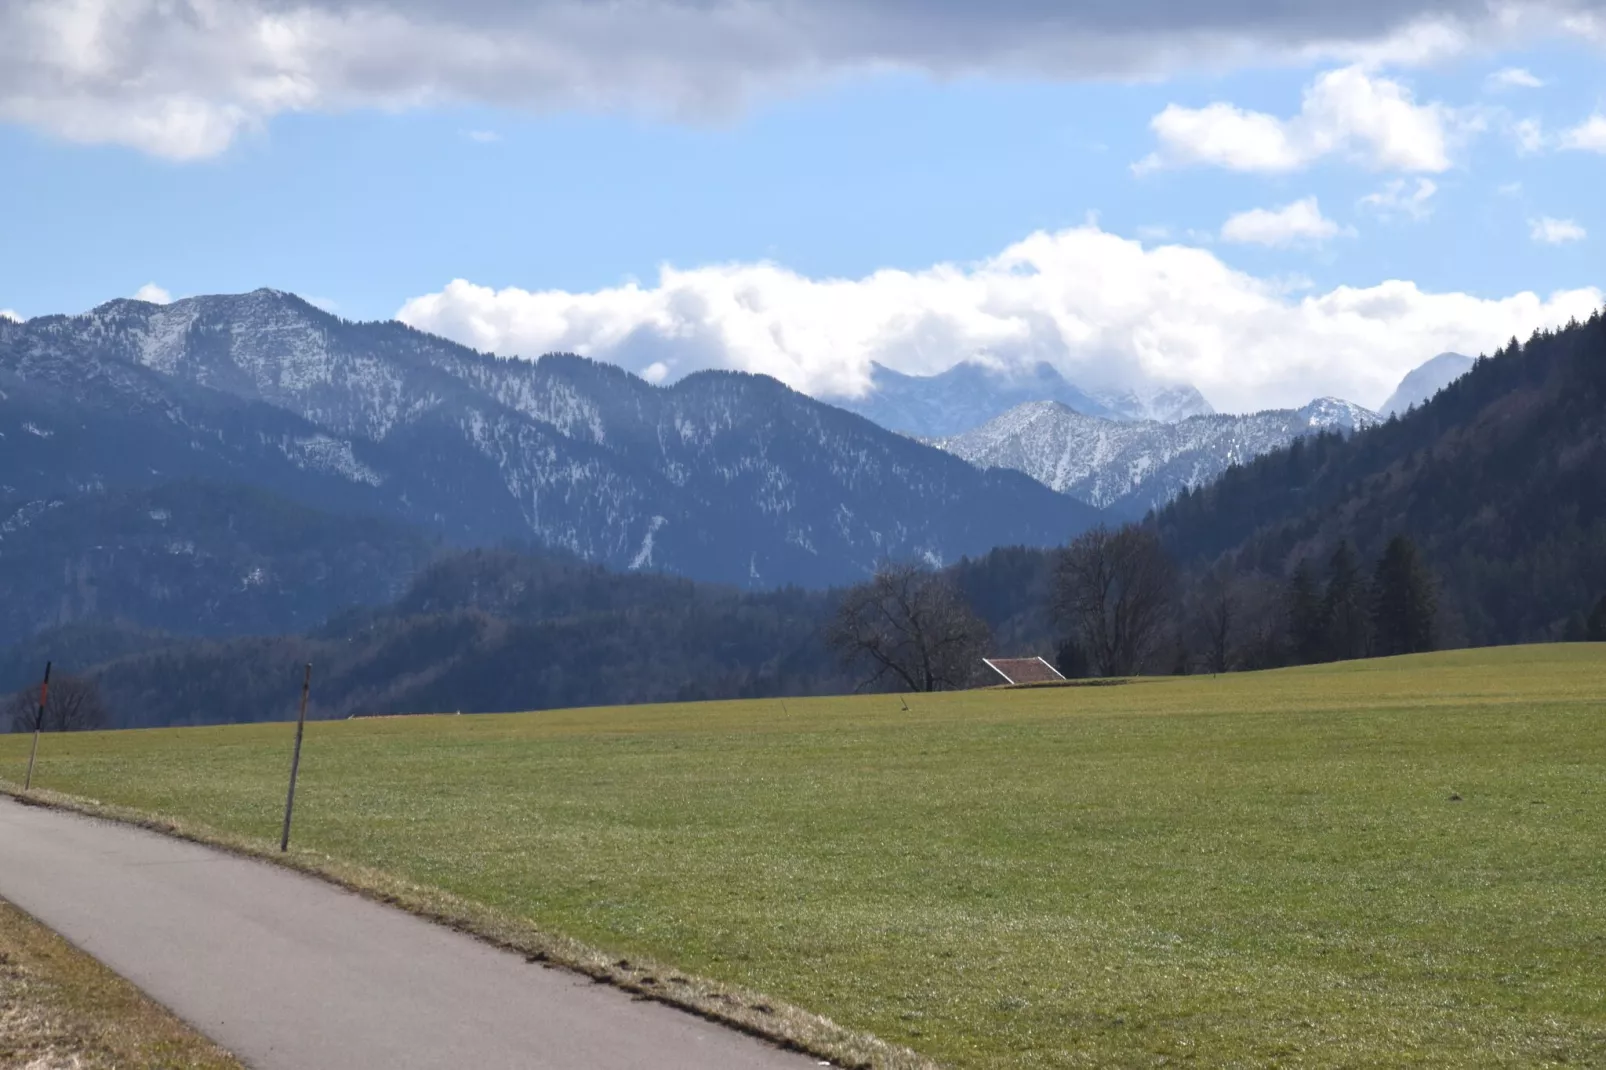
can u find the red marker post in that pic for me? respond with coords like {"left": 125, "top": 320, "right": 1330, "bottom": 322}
{"left": 23, "top": 662, "right": 50, "bottom": 791}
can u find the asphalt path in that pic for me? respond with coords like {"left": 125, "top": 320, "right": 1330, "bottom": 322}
{"left": 0, "top": 797, "right": 823, "bottom": 1069}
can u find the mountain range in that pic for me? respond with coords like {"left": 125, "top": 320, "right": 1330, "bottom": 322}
{"left": 934, "top": 397, "right": 1380, "bottom": 518}
{"left": 830, "top": 360, "right": 1215, "bottom": 438}
{"left": 0, "top": 290, "right": 1101, "bottom": 637}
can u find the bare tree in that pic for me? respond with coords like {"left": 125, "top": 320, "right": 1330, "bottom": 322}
{"left": 4, "top": 674, "right": 109, "bottom": 733}
{"left": 1188, "top": 567, "right": 1238, "bottom": 675}
{"left": 1052, "top": 525, "right": 1177, "bottom": 677}
{"left": 1233, "top": 572, "right": 1290, "bottom": 671}
{"left": 826, "top": 563, "right": 991, "bottom": 692}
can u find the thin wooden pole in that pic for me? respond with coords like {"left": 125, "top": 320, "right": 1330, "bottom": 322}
{"left": 23, "top": 662, "right": 49, "bottom": 792}
{"left": 279, "top": 663, "right": 312, "bottom": 853}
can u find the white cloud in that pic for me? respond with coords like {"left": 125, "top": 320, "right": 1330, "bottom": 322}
{"left": 0, "top": 309, "right": 21, "bottom": 323}
{"left": 133, "top": 283, "right": 172, "bottom": 304}
{"left": 1530, "top": 216, "right": 1586, "bottom": 243}
{"left": 1487, "top": 66, "right": 1545, "bottom": 89}
{"left": 397, "top": 225, "right": 1602, "bottom": 415}
{"left": 1561, "top": 113, "right": 1606, "bottom": 151}
{"left": 1359, "top": 177, "right": 1439, "bottom": 219}
{"left": 1138, "top": 65, "right": 1455, "bottom": 174}
{"left": 1510, "top": 116, "right": 1546, "bottom": 153}
{"left": 1220, "top": 198, "right": 1348, "bottom": 247}
{"left": 462, "top": 129, "right": 501, "bottom": 143}
{"left": 2, "top": 0, "right": 1603, "bottom": 158}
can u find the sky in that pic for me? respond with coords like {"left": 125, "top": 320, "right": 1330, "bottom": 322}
{"left": 2, "top": 1, "right": 1604, "bottom": 413}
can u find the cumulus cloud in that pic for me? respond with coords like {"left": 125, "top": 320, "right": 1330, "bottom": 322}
{"left": 3, "top": 0, "right": 1604, "bottom": 157}
{"left": 1530, "top": 216, "right": 1586, "bottom": 243}
{"left": 1137, "top": 65, "right": 1456, "bottom": 174}
{"left": 133, "top": 282, "right": 172, "bottom": 304}
{"left": 397, "top": 225, "right": 1601, "bottom": 414}
{"left": 1561, "top": 113, "right": 1606, "bottom": 150}
{"left": 1487, "top": 66, "right": 1545, "bottom": 89}
{"left": 0, "top": 309, "right": 21, "bottom": 323}
{"left": 1220, "top": 197, "right": 1348, "bottom": 246}
{"left": 1359, "top": 177, "right": 1438, "bottom": 219}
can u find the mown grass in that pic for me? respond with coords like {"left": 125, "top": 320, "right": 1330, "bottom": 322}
{"left": 4, "top": 645, "right": 1605, "bottom": 1068}
{"left": 0, "top": 898, "right": 245, "bottom": 1070}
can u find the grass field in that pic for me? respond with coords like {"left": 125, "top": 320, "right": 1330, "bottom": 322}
{"left": 4, "top": 645, "right": 1605, "bottom": 1068}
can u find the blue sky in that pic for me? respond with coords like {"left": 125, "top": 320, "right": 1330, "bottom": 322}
{"left": 2, "top": 0, "right": 1603, "bottom": 412}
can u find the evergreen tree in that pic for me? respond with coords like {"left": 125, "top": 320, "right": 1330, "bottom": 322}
{"left": 1323, "top": 541, "right": 1373, "bottom": 661}
{"left": 1286, "top": 560, "right": 1325, "bottom": 665}
{"left": 1054, "top": 637, "right": 1091, "bottom": 679}
{"left": 1588, "top": 594, "right": 1606, "bottom": 643}
{"left": 1371, "top": 536, "right": 1437, "bottom": 656}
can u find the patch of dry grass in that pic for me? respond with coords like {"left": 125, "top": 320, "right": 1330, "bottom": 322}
{"left": 0, "top": 898, "right": 243, "bottom": 1070}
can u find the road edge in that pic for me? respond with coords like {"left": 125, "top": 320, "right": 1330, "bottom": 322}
{"left": 0, "top": 781, "right": 937, "bottom": 1070}
{"left": 1, "top": 895, "right": 248, "bottom": 1069}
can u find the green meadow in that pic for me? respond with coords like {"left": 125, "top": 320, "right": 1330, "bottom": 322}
{"left": 5, "top": 645, "right": 1605, "bottom": 1068}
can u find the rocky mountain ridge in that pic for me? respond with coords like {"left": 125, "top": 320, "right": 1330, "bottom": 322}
{"left": 935, "top": 396, "right": 1380, "bottom": 518}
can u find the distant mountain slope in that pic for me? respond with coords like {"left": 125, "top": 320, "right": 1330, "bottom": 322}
{"left": 1156, "top": 313, "right": 1606, "bottom": 644}
{"left": 32, "top": 549, "right": 852, "bottom": 728}
{"left": 0, "top": 483, "right": 436, "bottom": 650}
{"left": 935, "top": 397, "right": 1379, "bottom": 518}
{"left": 1380, "top": 352, "right": 1475, "bottom": 416}
{"left": 1, "top": 290, "right": 1102, "bottom": 590}
{"left": 831, "top": 360, "right": 1214, "bottom": 437}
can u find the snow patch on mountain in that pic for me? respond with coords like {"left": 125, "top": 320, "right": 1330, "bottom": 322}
{"left": 937, "top": 397, "right": 1379, "bottom": 517}
{"left": 280, "top": 434, "right": 385, "bottom": 487}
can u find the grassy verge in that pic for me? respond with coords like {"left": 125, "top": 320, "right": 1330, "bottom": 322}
{"left": 0, "top": 898, "right": 244, "bottom": 1070}
{"left": 4, "top": 645, "right": 1606, "bottom": 1068}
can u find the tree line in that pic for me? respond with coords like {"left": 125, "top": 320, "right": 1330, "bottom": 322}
{"left": 827, "top": 526, "right": 1467, "bottom": 691}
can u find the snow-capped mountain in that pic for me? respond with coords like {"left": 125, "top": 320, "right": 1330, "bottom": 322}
{"left": 935, "top": 397, "right": 1380, "bottom": 518}
{"left": 831, "top": 359, "right": 1215, "bottom": 438}
{"left": 1379, "top": 352, "right": 1475, "bottom": 416}
{"left": 0, "top": 290, "right": 1102, "bottom": 590}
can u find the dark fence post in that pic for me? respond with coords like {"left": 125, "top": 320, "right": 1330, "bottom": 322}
{"left": 23, "top": 662, "right": 50, "bottom": 792}
{"left": 279, "top": 664, "right": 312, "bottom": 852}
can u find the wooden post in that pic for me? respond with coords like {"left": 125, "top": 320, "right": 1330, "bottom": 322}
{"left": 279, "top": 664, "right": 312, "bottom": 853}
{"left": 23, "top": 662, "right": 49, "bottom": 792}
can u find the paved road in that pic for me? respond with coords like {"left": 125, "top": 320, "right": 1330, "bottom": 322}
{"left": 0, "top": 798, "right": 822, "bottom": 1069}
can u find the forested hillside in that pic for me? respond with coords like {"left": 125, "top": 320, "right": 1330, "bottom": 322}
{"left": 1156, "top": 311, "right": 1606, "bottom": 645}
{"left": 7, "top": 550, "right": 852, "bottom": 728}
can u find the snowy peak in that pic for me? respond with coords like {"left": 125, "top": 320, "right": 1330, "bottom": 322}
{"left": 831, "top": 359, "right": 1213, "bottom": 437}
{"left": 1298, "top": 397, "right": 1379, "bottom": 431}
{"left": 936, "top": 397, "right": 1379, "bottom": 518}
{"left": 1380, "top": 352, "right": 1475, "bottom": 416}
